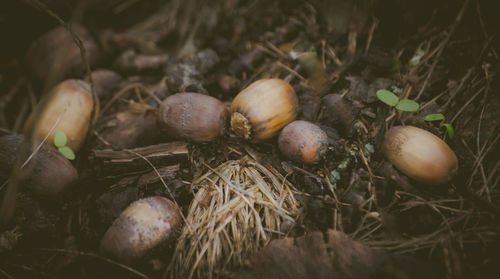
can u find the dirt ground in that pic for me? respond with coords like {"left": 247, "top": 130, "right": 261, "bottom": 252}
{"left": 0, "top": 0, "right": 499, "bottom": 278}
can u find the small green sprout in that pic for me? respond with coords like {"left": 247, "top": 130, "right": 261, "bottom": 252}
{"left": 54, "top": 130, "right": 75, "bottom": 160}
{"left": 390, "top": 85, "right": 403, "bottom": 97}
{"left": 424, "top": 113, "right": 454, "bottom": 139}
{"left": 362, "top": 143, "right": 375, "bottom": 161}
{"left": 410, "top": 48, "right": 426, "bottom": 67}
{"left": 328, "top": 170, "right": 341, "bottom": 190}
{"left": 376, "top": 89, "right": 419, "bottom": 112}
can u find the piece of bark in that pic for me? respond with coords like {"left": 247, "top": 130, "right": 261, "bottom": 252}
{"left": 106, "top": 164, "right": 181, "bottom": 190}
{"left": 90, "top": 142, "right": 188, "bottom": 176}
{"left": 236, "top": 230, "right": 442, "bottom": 279}
{"left": 136, "top": 164, "right": 180, "bottom": 187}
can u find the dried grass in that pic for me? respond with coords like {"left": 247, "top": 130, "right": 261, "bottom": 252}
{"left": 166, "top": 156, "right": 299, "bottom": 279}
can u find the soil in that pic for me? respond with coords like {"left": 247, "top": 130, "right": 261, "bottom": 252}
{"left": 0, "top": 0, "right": 499, "bottom": 278}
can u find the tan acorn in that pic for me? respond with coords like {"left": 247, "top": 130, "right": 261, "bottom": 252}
{"left": 24, "top": 79, "right": 95, "bottom": 152}
{"left": 158, "top": 93, "right": 228, "bottom": 142}
{"left": 230, "top": 78, "right": 298, "bottom": 141}
{"left": 99, "top": 196, "right": 181, "bottom": 264}
{"left": 381, "top": 126, "right": 458, "bottom": 185}
{"left": 278, "top": 120, "right": 328, "bottom": 164}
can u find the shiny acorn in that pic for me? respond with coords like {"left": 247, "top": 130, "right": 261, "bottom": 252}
{"left": 0, "top": 134, "right": 78, "bottom": 199}
{"left": 24, "top": 79, "right": 94, "bottom": 152}
{"left": 278, "top": 120, "right": 328, "bottom": 164}
{"left": 230, "top": 78, "right": 298, "bottom": 141}
{"left": 100, "top": 196, "right": 181, "bottom": 264}
{"left": 158, "top": 93, "right": 228, "bottom": 142}
{"left": 381, "top": 125, "right": 458, "bottom": 185}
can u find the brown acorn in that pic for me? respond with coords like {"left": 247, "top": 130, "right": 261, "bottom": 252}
{"left": 24, "top": 79, "right": 95, "bottom": 152}
{"left": 99, "top": 196, "right": 181, "bottom": 264}
{"left": 84, "top": 69, "right": 122, "bottom": 99}
{"left": 0, "top": 134, "right": 78, "bottom": 199}
{"left": 381, "top": 126, "right": 458, "bottom": 185}
{"left": 158, "top": 93, "right": 228, "bottom": 142}
{"left": 100, "top": 110, "right": 160, "bottom": 149}
{"left": 25, "top": 25, "right": 100, "bottom": 89}
{"left": 230, "top": 79, "right": 298, "bottom": 141}
{"left": 321, "top": 94, "right": 355, "bottom": 134}
{"left": 278, "top": 120, "right": 328, "bottom": 164}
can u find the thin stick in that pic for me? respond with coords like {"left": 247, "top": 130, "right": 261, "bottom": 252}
{"left": 415, "top": 0, "right": 470, "bottom": 100}
{"left": 30, "top": 248, "right": 149, "bottom": 278}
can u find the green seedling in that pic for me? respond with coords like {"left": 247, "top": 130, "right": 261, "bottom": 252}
{"left": 410, "top": 48, "right": 426, "bottom": 67}
{"left": 54, "top": 130, "right": 75, "bottom": 160}
{"left": 376, "top": 89, "right": 419, "bottom": 112}
{"left": 424, "top": 113, "right": 454, "bottom": 139}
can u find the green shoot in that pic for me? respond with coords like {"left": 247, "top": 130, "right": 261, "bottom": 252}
{"left": 396, "top": 99, "right": 420, "bottom": 112}
{"left": 58, "top": 146, "right": 76, "bottom": 160}
{"left": 53, "top": 130, "right": 75, "bottom": 160}
{"left": 376, "top": 90, "right": 399, "bottom": 106}
{"left": 424, "top": 113, "right": 454, "bottom": 139}
{"left": 376, "top": 89, "right": 419, "bottom": 112}
{"left": 410, "top": 48, "right": 426, "bottom": 67}
{"left": 390, "top": 85, "right": 403, "bottom": 97}
{"left": 54, "top": 130, "right": 67, "bottom": 148}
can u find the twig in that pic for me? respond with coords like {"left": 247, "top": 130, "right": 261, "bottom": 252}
{"left": 364, "top": 17, "right": 378, "bottom": 53}
{"left": 30, "top": 248, "right": 149, "bottom": 278}
{"left": 276, "top": 62, "right": 308, "bottom": 83}
{"left": 0, "top": 268, "right": 15, "bottom": 279}
{"left": 415, "top": 0, "right": 470, "bottom": 100}
{"left": 450, "top": 86, "right": 485, "bottom": 124}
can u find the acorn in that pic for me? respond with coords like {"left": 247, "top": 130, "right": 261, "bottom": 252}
{"left": 157, "top": 93, "right": 228, "bottom": 142}
{"left": 381, "top": 126, "right": 458, "bottom": 185}
{"left": 99, "top": 196, "right": 181, "bottom": 264}
{"left": 278, "top": 120, "right": 328, "bottom": 164}
{"left": 100, "top": 110, "right": 160, "bottom": 149}
{"left": 230, "top": 78, "right": 298, "bottom": 141}
{"left": 84, "top": 69, "right": 122, "bottom": 99}
{"left": 25, "top": 25, "right": 100, "bottom": 89}
{"left": 24, "top": 79, "right": 94, "bottom": 152}
{"left": 321, "top": 94, "right": 355, "bottom": 135}
{"left": 0, "top": 134, "right": 78, "bottom": 199}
